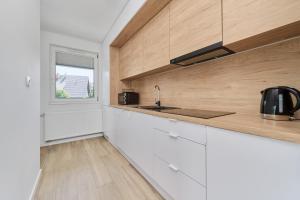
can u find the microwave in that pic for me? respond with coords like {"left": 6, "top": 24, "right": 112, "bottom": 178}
{"left": 118, "top": 92, "right": 139, "bottom": 105}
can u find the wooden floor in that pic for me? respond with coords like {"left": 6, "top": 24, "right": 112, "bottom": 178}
{"left": 34, "top": 137, "right": 163, "bottom": 200}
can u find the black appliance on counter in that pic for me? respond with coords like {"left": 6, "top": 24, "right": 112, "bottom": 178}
{"left": 260, "top": 86, "right": 300, "bottom": 120}
{"left": 118, "top": 92, "right": 139, "bottom": 105}
{"left": 170, "top": 42, "right": 235, "bottom": 66}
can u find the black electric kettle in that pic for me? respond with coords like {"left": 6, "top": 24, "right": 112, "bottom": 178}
{"left": 260, "top": 86, "right": 300, "bottom": 120}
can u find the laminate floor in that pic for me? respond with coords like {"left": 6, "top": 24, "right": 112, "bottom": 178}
{"left": 34, "top": 137, "right": 163, "bottom": 200}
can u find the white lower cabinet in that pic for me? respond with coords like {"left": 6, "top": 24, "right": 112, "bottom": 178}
{"left": 105, "top": 107, "right": 300, "bottom": 200}
{"left": 150, "top": 115, "right": 207, "bottom": 200}
{"left": 103, "top": 106, "right": 114, "bottom": 141}
{"left": 117, "top": 109, "right": 133, "bottom": 155}
{"left": 113, "top": 109, "right": 155, "bottom": 177}
{"left": 103, "top": 106, "right": 121, "bottom": 147}
{"left": 106, "top": 108, "right": 207, "bottom": 200}
{"left": 207, "top": 127, "right": 300, "bottom": 200}
{"left": 152, "top": 117, "right": 207, "bottom": 200}
{"left": 129, "top": 112, "right": 155, "bottom": 176}
{"left": 153, "top": 127, "right": 206, "bottom": 185}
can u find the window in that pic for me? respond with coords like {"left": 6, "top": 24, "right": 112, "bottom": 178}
{"left": 50, "top": 45, "right": 99, "bottom": 103}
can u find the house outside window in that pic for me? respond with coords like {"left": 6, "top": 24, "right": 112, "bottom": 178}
{"left": 50, "top": 45, "right": 99, "bottom": 103}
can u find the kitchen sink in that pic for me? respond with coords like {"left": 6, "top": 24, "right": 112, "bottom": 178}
{"left": 138, "top": 105, "right": 178, "bottom": 111}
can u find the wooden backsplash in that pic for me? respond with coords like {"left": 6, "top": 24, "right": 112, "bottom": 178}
{"left": 130, "top": 36, "right": 300, "bottom": 114}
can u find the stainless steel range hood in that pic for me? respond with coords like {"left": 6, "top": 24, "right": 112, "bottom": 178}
{"left": 170, "top": 42, "right": 234, "bottom": 66}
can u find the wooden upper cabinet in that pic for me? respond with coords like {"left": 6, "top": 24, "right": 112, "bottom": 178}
{"left": 169, "top": 0, "right": 222, "bottom": 59}
{"left": 223, "top": 0, "right": 300, "bottom": 51}
{"left": 119, "top": 30, "right": 144, "bottom": 80}
{"left": 142, "top": 5, "right": 170, "bottom": 72}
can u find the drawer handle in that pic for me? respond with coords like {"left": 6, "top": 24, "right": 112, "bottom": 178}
{"left": 153, "top": 128, "right": 169, "bottom": 134}
{"left": 168, "top": 164, "right": 179, "bottom": 172}
{"left": 168, "top": 132, "right": 179, "bottom": 139}
{"left": 169, "top": 118, "right": 177, "bottom": 123}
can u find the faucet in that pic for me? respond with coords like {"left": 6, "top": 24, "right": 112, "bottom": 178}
{"left": 154, "top": 85, "right": 161, "bottom": 107}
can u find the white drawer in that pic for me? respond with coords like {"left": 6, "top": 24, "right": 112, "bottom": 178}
{"left": 177, "top": 121, "right": 206, "bottom": 145}
{"left": 153, "top": 156, "right": 206, "bottom": 200}
{"left": 153, "top": 156, "right": 177, "bottom": 199}
{"left": 152, "top": 116, "right": 206, "bottom": 145}
{"left": 177, "top": 169, "right": 206, "bottom": 200}
{"left": 153, "top": 128, "right": 206, "bottom": 185}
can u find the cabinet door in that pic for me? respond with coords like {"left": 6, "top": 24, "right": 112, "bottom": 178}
{"left": 117, "top": 110, "right": 133, "bottom": 154}
{"left": 114, "top": 109, "right": 122, "bottom": 149}
{"left": 103, "top": 106, "right": 115, "bottom": 145}
{"left": 110, "top": 108, "right": 122, "bottom": 147}
{"left": 114, "top": 109, "right": 122, "bottom": 148}
{"left": 142, "top": 5, "right": 170, "bottom": 72}
{"left": 130, "top": 112, "right": 155, "bottom": 177}
{"left": 223, "top": 0, "right": 300, "bottom": 47}
{"left": 169, "top": 0, "right": 222, "bottom": 59}
{"left": 119, "top": 30, "right": 143, "bottom": 79}
{"left": 207, "top": 127, "right": 300, "bottom": 200}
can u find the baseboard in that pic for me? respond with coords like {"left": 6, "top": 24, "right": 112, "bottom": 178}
{"left": 29, "top": 169, "right": 42, "bottom": 200}
{"left": 41, "top": 132, "right": 103, "bottom": 147}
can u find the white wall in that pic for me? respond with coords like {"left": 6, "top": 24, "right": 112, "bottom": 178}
{"left": 101, "top": 0, "right": 146, "bottom": 105}
{"left": 41, "top": 31, "right": 103, "bottom": 144}
{"left": 0, "top": 0, "right": 40, "bottom": 199}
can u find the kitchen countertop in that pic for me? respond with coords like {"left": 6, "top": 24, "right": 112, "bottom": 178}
{"left": 111, "top": 105, "right": 300, "bottom": 144}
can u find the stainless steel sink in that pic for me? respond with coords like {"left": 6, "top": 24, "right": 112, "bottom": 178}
{"left": 138, "top": 105, "right": 178, "bottom": 111}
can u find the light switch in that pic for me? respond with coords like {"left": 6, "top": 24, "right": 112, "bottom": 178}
{"left": 25, "top": 76, "right": 31, "bottom": 87}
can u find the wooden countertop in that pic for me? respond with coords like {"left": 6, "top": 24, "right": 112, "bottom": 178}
{"left": 111, "top": 105, "right": 300, "bottom": 144}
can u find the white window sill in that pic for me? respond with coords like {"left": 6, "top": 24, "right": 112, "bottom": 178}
{"left": 49, "top": 99, "right": 100, "bottom": 105}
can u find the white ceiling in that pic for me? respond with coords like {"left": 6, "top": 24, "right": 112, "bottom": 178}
{"left": 41, "top": 0, "right": 128, "bottom": 43}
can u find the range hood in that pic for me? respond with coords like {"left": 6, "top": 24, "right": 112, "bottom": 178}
{"left": 170, "top": 42, "right": 234, "bottom": 66}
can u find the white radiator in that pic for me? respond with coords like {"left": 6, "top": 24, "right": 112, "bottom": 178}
{"left": 44, "top": 110, "right": 103, "bottom": 141}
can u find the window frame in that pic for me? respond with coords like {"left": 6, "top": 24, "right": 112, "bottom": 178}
{"left": 49, "top": 45, "right": 99, "bottom": 104}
